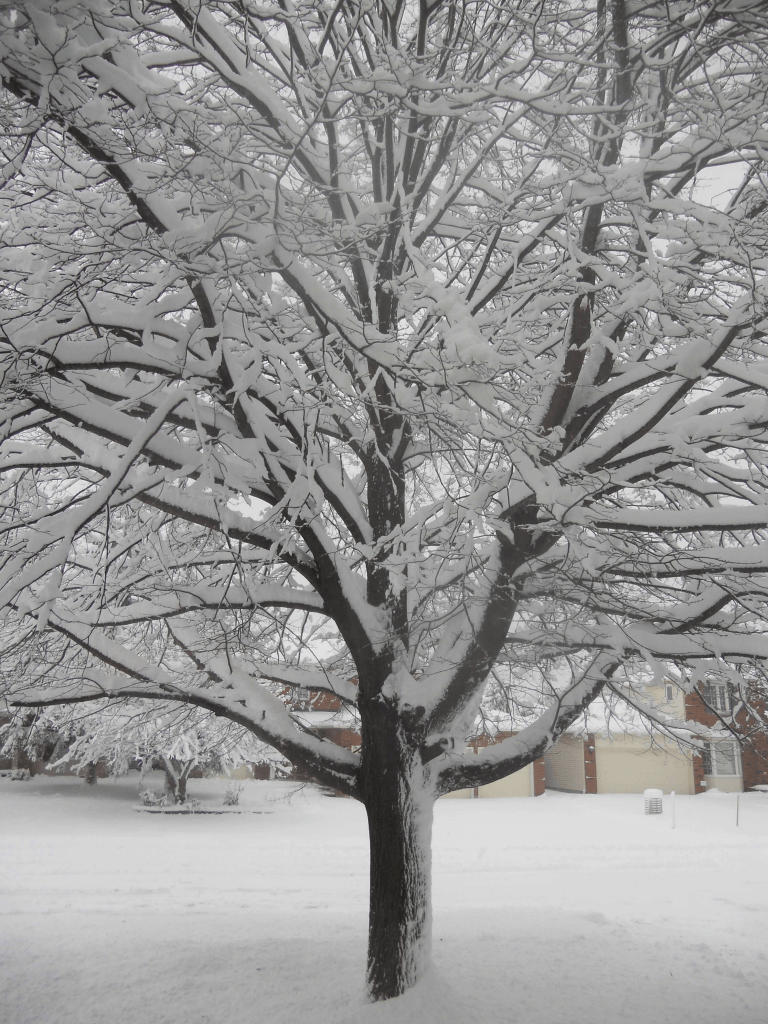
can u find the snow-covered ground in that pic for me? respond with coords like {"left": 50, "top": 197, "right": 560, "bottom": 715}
{"left": 2, "top": 775, "right": 767, "bottom": 1024}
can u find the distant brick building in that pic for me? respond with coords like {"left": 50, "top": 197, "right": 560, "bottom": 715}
{"left": 279, "top": 683, "right": 360, "bottom": 789}
{"left": 685, "top": 683, "right": 768, "bottom": 793}
{"left": 540, "top": 680, "right": 768, "bottom": 797}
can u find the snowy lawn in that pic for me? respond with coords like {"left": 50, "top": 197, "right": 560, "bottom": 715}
{"left": 2, "top": 776, "right": 767, "bottom": 1024}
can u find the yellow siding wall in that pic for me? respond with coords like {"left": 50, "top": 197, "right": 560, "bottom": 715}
{"left": 594, "top": 734, "right": 694, "bottom": 794}
{"left": 645, "top": 682, "right": 687, "bottom": 719}
{"left": 703, "top": 774, "right": 743, "bottom": 793}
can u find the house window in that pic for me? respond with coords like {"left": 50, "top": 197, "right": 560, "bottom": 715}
{"left": 296, "top": 687, "right": 310, "bottom": 702}
{"left": 702, "top": 741, "right": 741, "bottom": 777}
{"left": 665, "top": 684, "right": 675, "bottom": 703}
{"left": 700, "top": 683, "right": 734, "bottom": 714}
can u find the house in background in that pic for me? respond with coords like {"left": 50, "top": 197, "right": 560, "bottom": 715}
{"left": 445, "top": 680, "right": 696, "bottom": 798}
{"left": 544, "top": 681, "right": 698, "bottom": 796}
{"left": 685, "top": 681, "right": 768, "bottom": 794}
{"left": 536, "top": 679, "right": 768, "bottom": 797}
{"left": 544, "top": 729, "right": 698, "bottom": 795}
{"left": 444, "top": 678, "right": 768, "bottom": 799}
{"left": 281, "top": 683, "right": 361, "bottom": 787}
{"left": 282, "top": 683, "right": 361, "bottom": 750}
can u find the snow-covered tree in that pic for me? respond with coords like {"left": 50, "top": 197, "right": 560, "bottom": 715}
{"left": 2, "top": 0, "right": 768, "bottom": 1001}
{"left": 2, "top": 698, "right": 275, "bottom": 799}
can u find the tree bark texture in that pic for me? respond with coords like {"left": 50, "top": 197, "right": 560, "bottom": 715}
{"left": 163, "top": 767, "right": 177, "bottom": 802}
{"left": 162, "top": 757, "right": 194, "bottom": 804}
{"left": 362, "top": 710, "right": 435, "bottom": 1001}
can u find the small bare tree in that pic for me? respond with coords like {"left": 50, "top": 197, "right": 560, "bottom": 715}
{"left": 2, "top": 0, "right": 768, "bottom": 1001}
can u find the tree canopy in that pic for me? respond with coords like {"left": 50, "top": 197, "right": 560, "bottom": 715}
{"left": 2, "top": 0, "right": 768, "bottom": 1000}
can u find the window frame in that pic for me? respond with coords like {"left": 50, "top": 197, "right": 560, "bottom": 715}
{"left": 701, "top": 682, "right": 735, "bottom": 714}
{"left": 702, "top": 740, "right": 742, "bottom": 778}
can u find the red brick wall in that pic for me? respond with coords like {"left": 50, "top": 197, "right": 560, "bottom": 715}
{"left": 584, "top": 734, "right": 598, "bottom": 794}
{"left": 741, "top": 689, "right": 768, "bottom": 789}
{"left": 533, "top": 757, "right": 546, "bottom": 796}
{"left": 742, "top": 722, "right": 768, "bottom": 789}
{"left": 691, "top": 746, "right": 706, "bottom": 794}
{"left": 742, "top": 742, "right": 768, "bottom": 789}
{"left": 685, "top": 690, "right": 768, "bottom": 792}
{"left": 317, "top": 726, "right": 360, "bottom": 749}
{"left": 312, "top": 691, "right": 345, "bottom": 711}
{"left": 685, "top": 691, "right": 719, "bottom": 729}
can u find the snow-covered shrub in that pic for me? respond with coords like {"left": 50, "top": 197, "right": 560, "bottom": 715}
{"left": 140, "top": 789, "right": 166, "bottom": 807}
{"left": 224, "top": 782, "right": 243, "bottom": 806}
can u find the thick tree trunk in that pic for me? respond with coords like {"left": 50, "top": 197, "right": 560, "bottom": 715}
{"left": 162, "top": 757, "right": 193, "bottom": 803}
{"left": 362, "top": 717, "right": 435, "bottom": 1002}
{"left": 163, "top": 762, "right": 180, "bottom": 803}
